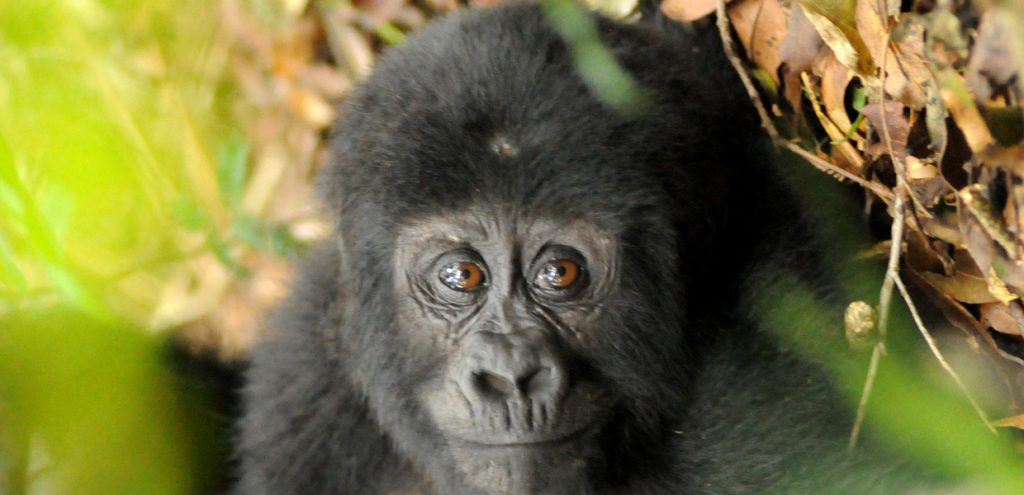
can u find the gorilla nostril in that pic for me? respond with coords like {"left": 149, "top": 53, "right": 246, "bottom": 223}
{"left": 473, "top": 371, "right": 516, "bottom": 398}
{"left": 524, "top": 367, "right": 553, "bottom": 395}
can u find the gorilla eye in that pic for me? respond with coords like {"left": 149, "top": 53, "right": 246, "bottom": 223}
{"left": 530, "top": 247, "right": 588, "bottom": 301}
{"left": 440, "top": 262, "right": 486, "bottom": 291}
{"left": 536, "top": 259, "right": 580, "bottom": 289}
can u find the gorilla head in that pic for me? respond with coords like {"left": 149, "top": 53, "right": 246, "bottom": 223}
{"left": 314, "top": 6, "right": 750, "bottom": 492}
{"left": 237, "top": 4, "right": 875, "bottom": 495}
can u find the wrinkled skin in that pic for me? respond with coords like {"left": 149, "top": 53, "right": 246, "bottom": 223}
{"left": 235, "top": 4, "right": 925, "bottom": 494}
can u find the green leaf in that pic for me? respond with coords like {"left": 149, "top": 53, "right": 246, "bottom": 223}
{"left": 373, "top": 22, "right": 405, "bottom": 45}
{"left": 540, "top": 0, "right": 650, "bottom": 115}
{"left": 216, "top": 134, "right": 250, "bottom": 211}
{"left": 171, "top": 197, "right": 210, "bottom": 231}
{"left": 752, "top": 68, "right": 779, "bottom": 94}
{"left": 207, "top": 233, "right": 249, "bottom": 276}
{"left": 38, "top": 186, "right": 74, "bottom": 244}
{"left": 231, "top": 215, "right": 298, "bottom": 257}
{"left": 851, "top": 86, "right": 866, "bottom": 111}
{"left": 0, "top": 232, "right": 27, "bottom": 292}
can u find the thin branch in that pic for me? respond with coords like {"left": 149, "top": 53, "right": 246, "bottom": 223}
{"left": 715, "top": 0, "right": 779, "bottom": 141}
{"left": 893, "top": 275, "right": 997, "bottom": 434}
{"left": 778, "top": 141, "right": 894, "bottom": 201}
{"left": 878, "top": 192, "right": 906, "bottom": 344}
{"left": 848, "top": 342, "right": 884, "bottom": 450}
{"left": 849, "top": 190, "right": 905, "bottom": 449}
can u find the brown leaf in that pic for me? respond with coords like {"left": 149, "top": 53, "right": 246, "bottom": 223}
{"left": 798, "top": 0, "right": 874, "bottom": 75}
{"left": 779, "top": 3, "right": 823, "bottom": 109}
{"left": 728, "top": 0, "right": 788, "bottom": 83}
{"left": 855, "top": 1, "right": 931, "bottom": 110}
{"left": 966, "top": 11, "right": 1023, "bottom": 102}
{"left": 661, "top": 0, "right": 721, "bottom": 22}
{"left": 818, "top": 54, "right": 855, "bottom": 136}
{"left": 980, "top": 302, "right": 1024, "bottom": 337}
{"left": 959, "top": 185, "right": 1024, "bottom": 295}
{"left": 861, "top": 101, "right": 909, "bottom": 161}
{"left": 801, "top": 72, "right": 863, "bottom": 171}
{"left": 992, "top": 414, "right": 1024, "bottom": 429}
{"left": 919, "top": 271, "right": 1015, "bottom": 305}
{"left": 938, "top": 70, "right": 995, "bottom": 154}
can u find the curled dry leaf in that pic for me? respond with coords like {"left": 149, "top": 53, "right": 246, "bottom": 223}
{"left": 991, "top": 414, "right": 1024, "bottom": 429}
{"left": 818, "top": 54, "right": 856, "bottom": 137}
{"left": 660, "top": 0, "right": 721, "bottom": 22}
{"left": 778, "top": 2, "right": 823, "bottom": 109}
{"left": 322, "top": 13, "right": 375, "bottom": 80}
{"left": 801, "top": 72, "right": 863, "bottom": 170}
{"left": 861, "top": 101, "right": 909, "bottom": 161}
{"left": 938, "top": 70, "right": 995, "bottom": 154}
{"left": 855, "top": 2, "right": 931, "bottom": 109}
{"left": 797, "top": 0, "right": 874, "bottom": 76}
{"left": 287, "top": 87, "right": 336, "bottom": 128}
{"left": 919, "top": 271, "right": 1015, "bottom": 305}
{"left": 959, "top": 185, "right": 1024, "bottom": 296}
{"left": 980, "top": 302, "right": 1024, "bottom": 337}
{"left": 728, "top": 0, "right": 788, "bottom": 84}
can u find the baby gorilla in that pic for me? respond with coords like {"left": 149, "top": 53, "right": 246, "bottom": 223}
{"left": 236, "top": 4, "right": 920, "bottom": 494}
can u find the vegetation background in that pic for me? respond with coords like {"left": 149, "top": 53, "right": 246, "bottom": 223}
{"left": 1, "top": 0, "right": 1023, "bottom": 493}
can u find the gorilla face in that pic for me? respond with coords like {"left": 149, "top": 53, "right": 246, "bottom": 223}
{"left": 316, "top": 5, "right": 739, "bottom": 493}
{"left": 393, "top": 211, "right": 620, "bottom": 490}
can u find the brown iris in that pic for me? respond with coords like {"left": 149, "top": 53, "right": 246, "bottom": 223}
{"left": 440, "top": 262, "right": 486, "bottom": 291}
{"left": 538, "top": 259, "right": 580, "bottom": 289}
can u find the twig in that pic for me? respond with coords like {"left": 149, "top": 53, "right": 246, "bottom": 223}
{"left": 893, "top": 275, "right": 997, "bottom": 434}
{"left": 849, "top": 18, "right": 916, "bottom": 450}
{"left": 848, "top": 342, "right": 884, "bottom": 450}
{"left": 876, "top": 30, "right": 930, "bottom": 216}
{"left": 849, "top": 190, "right": 905, "bottom": 450}
{"left": 715, "top": 0, "right": 779, "bottom": 141}
{"left": 777, "top": 141, "right": 894, "bottom": 201}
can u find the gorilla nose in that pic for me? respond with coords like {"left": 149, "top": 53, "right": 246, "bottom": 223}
{"left": 459, "top": 332, "right": 567, "bottom": 405}
{"left": 473, "top": 365, "right": 555, "bottom": 399}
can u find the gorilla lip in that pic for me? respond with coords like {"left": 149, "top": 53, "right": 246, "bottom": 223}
{"left": 453, "top": 416, "right": 603, "bottom": 449}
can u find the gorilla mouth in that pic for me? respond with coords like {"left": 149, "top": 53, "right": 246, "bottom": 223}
{"left": 452, "top": 410, "right": 607, "bottom": 449}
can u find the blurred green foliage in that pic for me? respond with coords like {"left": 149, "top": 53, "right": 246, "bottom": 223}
{"left": 763, "top": 153, "right": 1024, "bottom": 494}
{"left": 0, "top": 0, "right": 266, "bottom": 492}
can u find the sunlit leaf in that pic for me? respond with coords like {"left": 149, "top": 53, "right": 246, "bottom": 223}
{"left": 216, "top": 134, "right": 250, "bottom": 212}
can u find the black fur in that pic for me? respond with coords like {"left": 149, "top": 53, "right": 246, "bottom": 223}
{"left": 235, "top": 4, "right": 922, "bottom": 493}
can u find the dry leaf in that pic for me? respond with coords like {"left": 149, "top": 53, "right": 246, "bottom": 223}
{"left": 818, "top": 54, "right": 855, "bottom": 136}
{"left": 861, "top": 101, "right": 909, "bottom": 161}
{"left": 855, "top": 3, "right": 930, "bottom": 109}
{"left": 980, "top": 302, "right": 1024, "bottom": 337}
{"left": 920, "top": 271, "right": 1015, "bottom": 304}
{"left": 797, "top": 0, "right": 874, "bottom": 75}
{"left": 991, "top": 414, "right": 1024, "bottom": 429}
{"left": 288, "top": 87, "right": 335, "bottom": 128}
{"left": 938, "top": 70, "right": 995, "bottom": 154}
{"left": 801, "top": 72, "right": 863, "bottom": 170}
{"left": 966, "top": 11, "right": 1022, "bottom": 101}
{"left": 778, "top": 2, "right": 823, "bottom": 109}
{"left": 728, "top": 0, "right": 789, "bottom": 83}
{"left": 661, "top": 0, "right": 721, "bottom": 22}
{"left": 959, "top": 185, "right": 1024, "bottom": 295}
